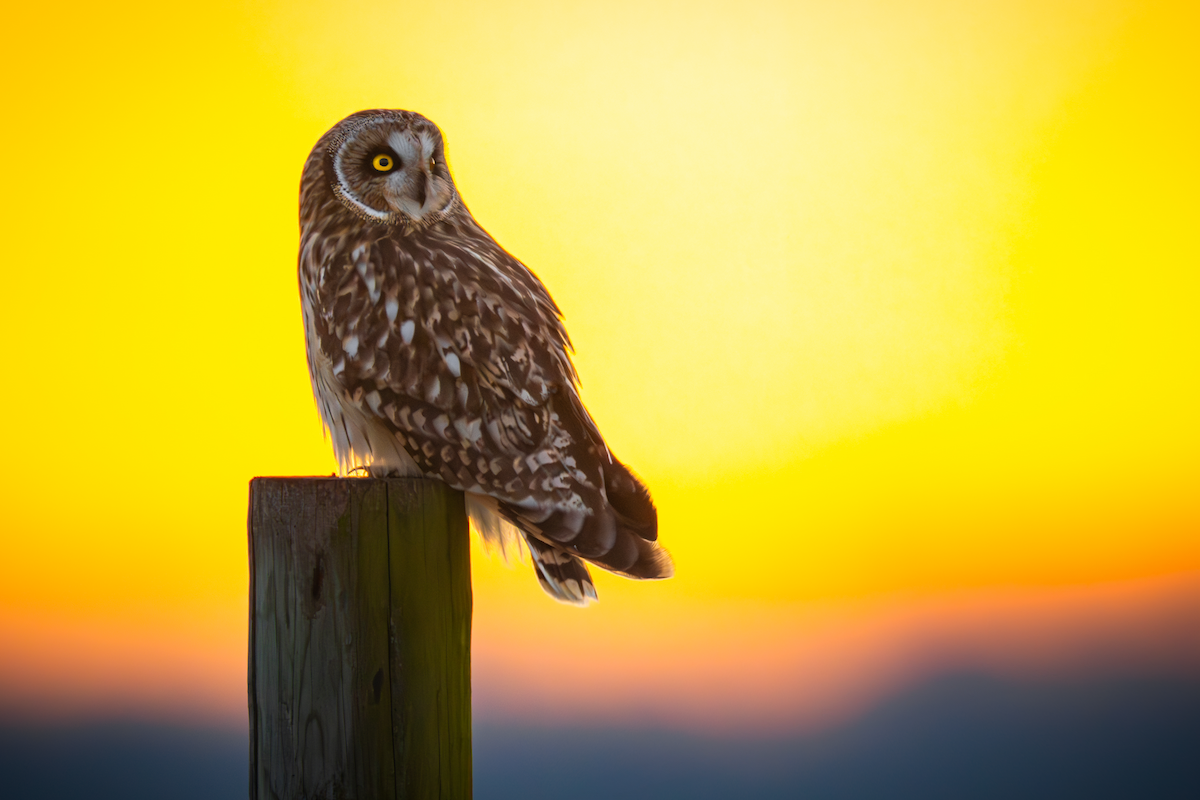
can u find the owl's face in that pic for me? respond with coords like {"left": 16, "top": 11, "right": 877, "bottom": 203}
{"left": 325, "top": 111, "right": 459, "bottom": 227}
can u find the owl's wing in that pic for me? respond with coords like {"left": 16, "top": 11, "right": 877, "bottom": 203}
{"left": 307, "top": 223, "right": 669, "bottom": 582}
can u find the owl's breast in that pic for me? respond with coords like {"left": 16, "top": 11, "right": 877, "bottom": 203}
{"left": 300, "top": 232, "right": 420, "bottom": 477}
{"left": 306, "top": 330, "right": 420, "bottom": 478}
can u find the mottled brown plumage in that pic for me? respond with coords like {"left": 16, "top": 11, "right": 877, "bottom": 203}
{"left": 298, "top": 109, "right": 672, "bottom": 604}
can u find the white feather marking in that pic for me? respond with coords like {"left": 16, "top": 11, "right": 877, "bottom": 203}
{"left": 444, "top": 352, "right": 461, "bottom": 377}
{"left": 432, "top": 414, "right": 451, "bottom": 439}
{"left": 387, "top": 130, "right": 419, "bottom": 161}
{"left": 400, "top": 320, "right": 415, "bottom": 344}
{"left": 385, "top": 298, "right": 399, "bottom": 322}
{"left": 453, "top": 417, "right": 483, "bottom": 445}
{"left": 510, "top": 496, "right": 541, "bottom": 512}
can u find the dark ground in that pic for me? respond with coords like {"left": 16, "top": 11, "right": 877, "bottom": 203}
{"left": 2, "top": 671, "right": 1197, "bottom": 799}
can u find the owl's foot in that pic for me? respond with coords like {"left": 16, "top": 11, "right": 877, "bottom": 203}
{"left": 347, "top": 465, "right": 406, "bottom": 478}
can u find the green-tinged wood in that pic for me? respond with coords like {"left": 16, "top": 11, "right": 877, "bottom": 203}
{"left": 247, "top": 477, "right": 472, "bottom": 799}
{"left": 386, "top": 479, "right": 473, "bottom": 799}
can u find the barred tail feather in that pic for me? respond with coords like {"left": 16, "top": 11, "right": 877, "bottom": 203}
{"left": 525, "top": 534, "right": 598, "bottom": 606}
{"left": 468, "top": 461, "right": 672, "bottom": 605}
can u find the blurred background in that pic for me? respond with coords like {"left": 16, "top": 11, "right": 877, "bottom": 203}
{"left": 1, "top": 1, "right": 1197, "bottom": 797}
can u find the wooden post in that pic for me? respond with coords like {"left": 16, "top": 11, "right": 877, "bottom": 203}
{"left": 247, "top": 477, "right": 472, "bottom": 799}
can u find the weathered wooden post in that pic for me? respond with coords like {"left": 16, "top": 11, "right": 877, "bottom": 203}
{"left": 247, "top": 477, "right": 472, "bottom": 799}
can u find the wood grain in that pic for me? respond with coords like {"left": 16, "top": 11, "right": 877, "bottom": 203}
{"left": 248, "top": 477, "right": 471, "bottom": 799}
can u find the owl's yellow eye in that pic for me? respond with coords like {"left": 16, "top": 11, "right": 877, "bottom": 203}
{"left": 372, "top": 154, "right": 395, "bottom": 172}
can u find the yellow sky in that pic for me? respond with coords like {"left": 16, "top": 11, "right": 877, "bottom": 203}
{"left": 0, "top": 0, "right": 1197, "bottom": 725}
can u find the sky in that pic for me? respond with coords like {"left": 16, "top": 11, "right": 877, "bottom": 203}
{"left": 0, "top": 0, "right": 1197, "bottom": 749}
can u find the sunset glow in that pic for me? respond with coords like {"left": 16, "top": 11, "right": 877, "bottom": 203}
{"left": 1, "top": 0, "right": 1197, "bottom": 735}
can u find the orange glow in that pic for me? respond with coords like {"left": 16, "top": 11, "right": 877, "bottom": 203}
{"left": 4, "top": 573, "right": 1196, "bottom": 733}
{"left": 471, "top": 573, "right": 1200, "bottom": 732}
{"left": 0, "top": 602, "right": 245, "bottom": 726}
{"left": 0, "top": 0, "right": 1197, "bottom": 729}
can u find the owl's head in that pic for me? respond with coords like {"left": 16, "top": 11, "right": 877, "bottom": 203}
{"left": 313, "top": 110, "right": 460, "bottom": 229}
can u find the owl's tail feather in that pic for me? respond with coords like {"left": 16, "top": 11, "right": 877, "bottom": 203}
{"left": 606, "top": 533, "right": 675, "bottom": 580}
{"left": 525, "top": 534, "right": 598, "bottom": 606}
{"left": 506, "top": 502, "right": 675, "bottom": 585}
{"left": 571, "top": 459, "right": 673, "bottom": 580}
{"left": 604, "top": 460, "right": 658, "bottom": 541}
{"left": 599, "top": 460, "right": 674, "bottom": 578}
{"left": 495, "top": 454, "right": 672, "bottom": 597}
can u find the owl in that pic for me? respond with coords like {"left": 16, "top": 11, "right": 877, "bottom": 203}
{"left": 298, "top": 109, "right": 673, "bottom": 604}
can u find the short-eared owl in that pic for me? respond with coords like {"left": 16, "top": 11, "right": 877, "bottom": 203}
{"left": 299, "top": 110, "right": 673, "bottom": 604}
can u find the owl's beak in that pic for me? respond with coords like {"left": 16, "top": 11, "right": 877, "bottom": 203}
{"left": 412, "top": 171, "right": 428, "bottom": 209}
{"left": 385, "top": 150, "right": 450, "bottom": 223}
{"left": 387, "top": 169, "right": 431, "bottom": 220}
